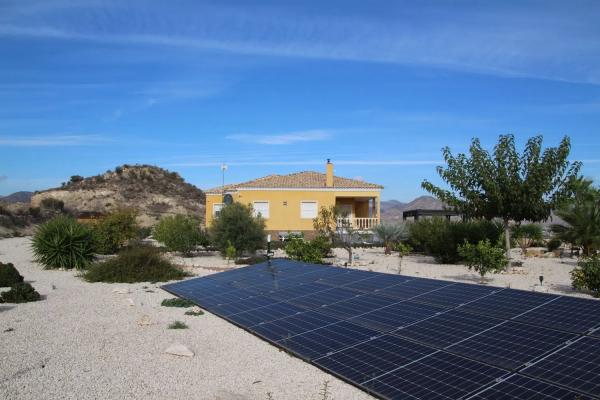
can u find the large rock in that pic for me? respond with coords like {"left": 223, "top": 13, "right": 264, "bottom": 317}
{"left": 165, "top": 344, "right": 194, "bottom": 357}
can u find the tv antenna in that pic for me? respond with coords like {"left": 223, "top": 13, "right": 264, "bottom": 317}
{"left": 221, "top": 163, "right": 228, "bottom": 194}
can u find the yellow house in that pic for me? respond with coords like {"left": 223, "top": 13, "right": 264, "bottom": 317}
{"left": 205, "top": 160, "right": 382, "bottom": 237}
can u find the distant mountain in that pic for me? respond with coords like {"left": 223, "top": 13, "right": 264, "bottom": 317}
{"left": 0, "top": 191, "right": 33, "bottom": 203}
{"left": 31, "top": 165, "right": 205, "bottom": 226}
{"left": 381, "top": 195, "right": 444, "bottom": 222}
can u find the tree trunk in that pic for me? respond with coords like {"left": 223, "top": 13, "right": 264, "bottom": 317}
{"left": 346, "top": 245, "right": 353, "bottom": 266}
{"left": 503, "top": 218, "right": 511, "bottom": 265}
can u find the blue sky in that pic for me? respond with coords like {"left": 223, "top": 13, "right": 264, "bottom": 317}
{"left": 0, "top": 0, "right": 599, "bottom": 200}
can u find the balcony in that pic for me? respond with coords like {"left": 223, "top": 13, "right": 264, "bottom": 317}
{"left": 336, "top": 217, "right": 379, "bottom": 231}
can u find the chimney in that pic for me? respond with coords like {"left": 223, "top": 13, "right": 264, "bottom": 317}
{"left": 326, "top": 159, "right": 334, "bottom": 187}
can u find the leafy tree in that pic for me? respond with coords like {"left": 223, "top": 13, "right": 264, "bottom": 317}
{"left": 92, "top": 209, "right": 139, "bottom": 254}
{"left": 373, "top": 223, "right": 407, "bottom": 255}
{"left": 0, "top": 282, "right": 41, "bottom": 303}
{"left": 458, "top": 239, "right": 508, "bottom": 283}
{"left": 552, "top": 178, "right": 600, "bottom": 256}
{"left": 209, "top": 202, "right": 266, "bottom": 257}
{"left": 422, "top": 135, "right": 581, "bottom": 258}
{"left": 153, "top": 214, "right": 207, "bottom": 256}
{"left": 70, "top": 175, "right": 84, "bottom": 184}
{"left": 313, "top": 205, "right": 339, "bottom": 242}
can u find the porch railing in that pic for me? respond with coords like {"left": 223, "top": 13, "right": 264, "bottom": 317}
{"left": 336, "top": 217, "right": 379, "bottom": 231}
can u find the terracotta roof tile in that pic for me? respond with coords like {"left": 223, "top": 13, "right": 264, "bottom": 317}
{"left": 206, "top": 171, "right": 382, "bottom": 194}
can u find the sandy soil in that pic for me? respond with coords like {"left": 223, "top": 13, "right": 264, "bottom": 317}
{"left": 0, "top": 237, "right": 594, "bottom": 400}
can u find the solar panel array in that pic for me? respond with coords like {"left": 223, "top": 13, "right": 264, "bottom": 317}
{"left": 162, "top": 259, "right": 600, "bottom": 399}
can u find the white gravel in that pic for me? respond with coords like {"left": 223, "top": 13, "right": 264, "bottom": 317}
{"left": 0, "top": 237, "right": 595, "bottom": 400}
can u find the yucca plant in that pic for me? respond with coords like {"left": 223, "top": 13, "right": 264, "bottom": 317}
{"left": 31, "top": 216, "right": 96, "bottom": 269}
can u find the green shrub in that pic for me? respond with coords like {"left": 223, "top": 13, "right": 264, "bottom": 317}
{"left": 458, "top": 239, "right": 508, "bottom": 282}
{"left": 0, "top": 282, "right": 41, "bottom": 303}
{"left": 185, "top": 309, "right": 204, "bottom": 316}
{"left": 571, "top": 256, "right": 600, "bottom": 297}
{"left": 225, "top": 241, "right": 237, "bottom": 261}
{"left": 373, "top": 224, "right": 407, "bottom": 254}
{"left": 210, "top": 202, "right": 266, "bottom": 256}
{"left": 285, "top": 235, "right": 331, "bottom": 264}
{"left": 153, "top": 215, "right": 208, "bottom": 255}
{"left": 31, "top": 216, "right": 95, "bottom": 269}
{"left": 83, "top": 245, "right": 188, "bottom": 283}
{"left": 137, "top": 226, "right": 152, "bottom": 239}
{"left": 161, "top": 298, "right": 195, "bottom": 307}
{"left": 168, "top": 321, "right": 188, "bottom": 329}
{"left": 40, "top": 197, "right": 64, "bottom": 211}
{"left": 547, "top": 238, "right": 562, "bottom": 252}
{"left": 92, "top": 209, "right": 139, "bottom": 254}
{"left": 409, "top": 218, "right": 503, "bottom": 263}
{"left": 0, "top": 262, "right": 24, "bottom": 287}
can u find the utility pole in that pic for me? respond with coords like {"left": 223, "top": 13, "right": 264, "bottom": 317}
{"left": 221, "top": 163, "right": 228, "bottom": 199}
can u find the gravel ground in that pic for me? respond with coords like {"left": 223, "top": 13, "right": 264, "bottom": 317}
{"left": 0, "top": 237, "right": 595, "bottom": 400}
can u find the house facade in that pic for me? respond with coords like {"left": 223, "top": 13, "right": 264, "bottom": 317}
{"left": 205, "top": 161, "right": 382, "bottom": 237}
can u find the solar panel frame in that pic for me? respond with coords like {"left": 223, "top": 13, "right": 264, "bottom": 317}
{"left": 466, "top": 374, "right": 593, "bottom": 400}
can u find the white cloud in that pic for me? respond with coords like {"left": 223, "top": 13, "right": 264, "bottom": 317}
{"left": 226, "top": 130, "right": 333, "bottom": 145}
{"left": 0, "top": 134, "right": 108, "bottom": 146}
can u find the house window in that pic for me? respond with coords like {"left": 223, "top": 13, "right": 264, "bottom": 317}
{"left": 300, "top": 201, "right": 318, "bottom": 219}
{"left": 253, "top": 201, "right": 269, "bottom": 219}
{"left": 213, "top": 203, "right": 224, "bottom": 217}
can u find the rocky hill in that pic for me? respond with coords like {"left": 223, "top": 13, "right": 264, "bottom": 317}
{"left": 30, "top": 165, "right": 205, "bottom": 226}
{"left": 0, "top": 191, "right": 33, "bottom": 203}
{"left": 381, "top": 195, "right": 444, "bottom": 222}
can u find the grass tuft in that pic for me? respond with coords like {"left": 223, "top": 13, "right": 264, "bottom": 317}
{"left": 168, "top": 321, "right": 188, "bottom": 329}
{"left": 184, "top": 309, "right": 204, "bottom": 316}
{"left": 161, "top": 298, "right": 195, "bottom": 308}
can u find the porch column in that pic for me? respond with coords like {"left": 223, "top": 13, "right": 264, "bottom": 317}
{"left": 376, "top": 196, "right": 380, "bottom": 224}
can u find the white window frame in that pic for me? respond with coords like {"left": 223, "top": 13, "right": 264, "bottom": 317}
{"left": 213, "top": 203, "right": 224, "bottom": 217}
{"left": 300, "top": 201, "right": 318, "bottom": 219}
{"left": 252, "top": 201, "right": 270, "bottom": 219}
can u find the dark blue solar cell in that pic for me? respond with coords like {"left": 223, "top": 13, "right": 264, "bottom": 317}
{"left": 349, "top": 300, "right": 444, "bottom": 332}
{"left": 342, "top": 274, "right": 411, "bottom": 293}
{"left": 226, "top": 302, "right": 305, "bottom": 327}
{"left": 313, "top": 334, "right": 437, "bottom": 384}
{"left": 457, "top": 288, "right": 556, "bottom": 320}
{"left": 315, "top": 269, "right": 375, "bottom": 286}
{"left": 412, "top": 283, "right": 500, "bottom": 308}
{"left": 251, "top": 310, "right": 341, "bottom": 342}
{"left": 394, "top": 309, "right": 503, "bottom": 348}
{"left": 469, "top": 374, "right": 593, "bottom": 400}
{"left": 277, "top": 320, "right": 379, "bottom": 360}
{"left": 376, "top": 278, "right": 453, "bottom": 300}
{"left": 364, "top": 351, "right": 509, "bottom": 400}
{"left": 316, "top": 294, "right": 399, "bottom": 319}
{"left": 522, "top": 337, "right": 600, "bottom": 397}
{"left": 263, "top": 282, "right": 332, "bottom": 301}
{"left": 514, "top": 296, "right": 600, "bottom": 334}
{"left": 446, "top": 321, "right": 576, "bottom": 370}
{"left": 210, "top": 295, "right": 276, "bottom": 316}
{"left": 288, "top": 287, "right": 360, "bottom": 309}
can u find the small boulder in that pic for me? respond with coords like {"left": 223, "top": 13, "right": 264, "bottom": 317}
{"left": 165, "top": 344, "right": 194, "bottom": 357}
{"left": 112, "top": 287, "right": 131, "bottom": 294}
{"left": 126, "top": 298, "right": 135, "bottom": 307}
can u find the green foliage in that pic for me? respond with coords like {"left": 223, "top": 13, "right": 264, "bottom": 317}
{"left": 0, "top": 282, "right": 41, "bottom": 303}
{"left": 184, "top": 309, "right": 204, "bottom": 316}
{"left": 161, "top": 298, "right": 195, "bottom": 307}
{"left": 373, "top": 224, "right": 407, "bottom": 254}
{"left": 458, "top": 240, "right": 508, "bottom": 281}
{"left": 153, "top": 215, "right": 208, "bottom": 256}
{"left": 552, "top": 178, "right": 600, "bottom": 256}
{"left": 83, "top": 245, "right": 188, "bottom": 283}
{"left": 571, "top": 256, "right": 600, "bottom": 297}
{"left": 40, "top": 197, "right": 64, "bottom": 211}
{"left": 547, "top": 238, "right": 562, "bottom": 252}
{"left": 395, "top": 242, "right": 413, "bottom": 257}
{"left": 209, "top": 202, "right": 266, "bottom": 256}
{"left": 409, "top": 218, "right": 503, "bottom": 263}
{"left": 70, "top": 175, "right": 84, "bottom": 183}
{"left": 31, "top": 216, "right": 95, "bottom": 270}
{"left": 0, "top": 262, "right": 24, "bottom": 287}
{"left": 168, "top": 321, "right": 188, "bottom": 329}
{"left": 225, "top": 241, "right": 237, "bottom": 261}
{"left": 137, "top": 226, "right": 152, "bottom": 239}
{"left": 422, "top": 135, "right": 581, "bottom": 255}
{"left": 313, "top": 205, "right": 339, "bottom": 241}
{"left": 511, "top": 223, "right": 544, "bottom": 253}
{"left": 285, "top": 235, "right": 331, "bottom": 264}
{"left": 92, "top": 209, "right": 139, "bottom": 254}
